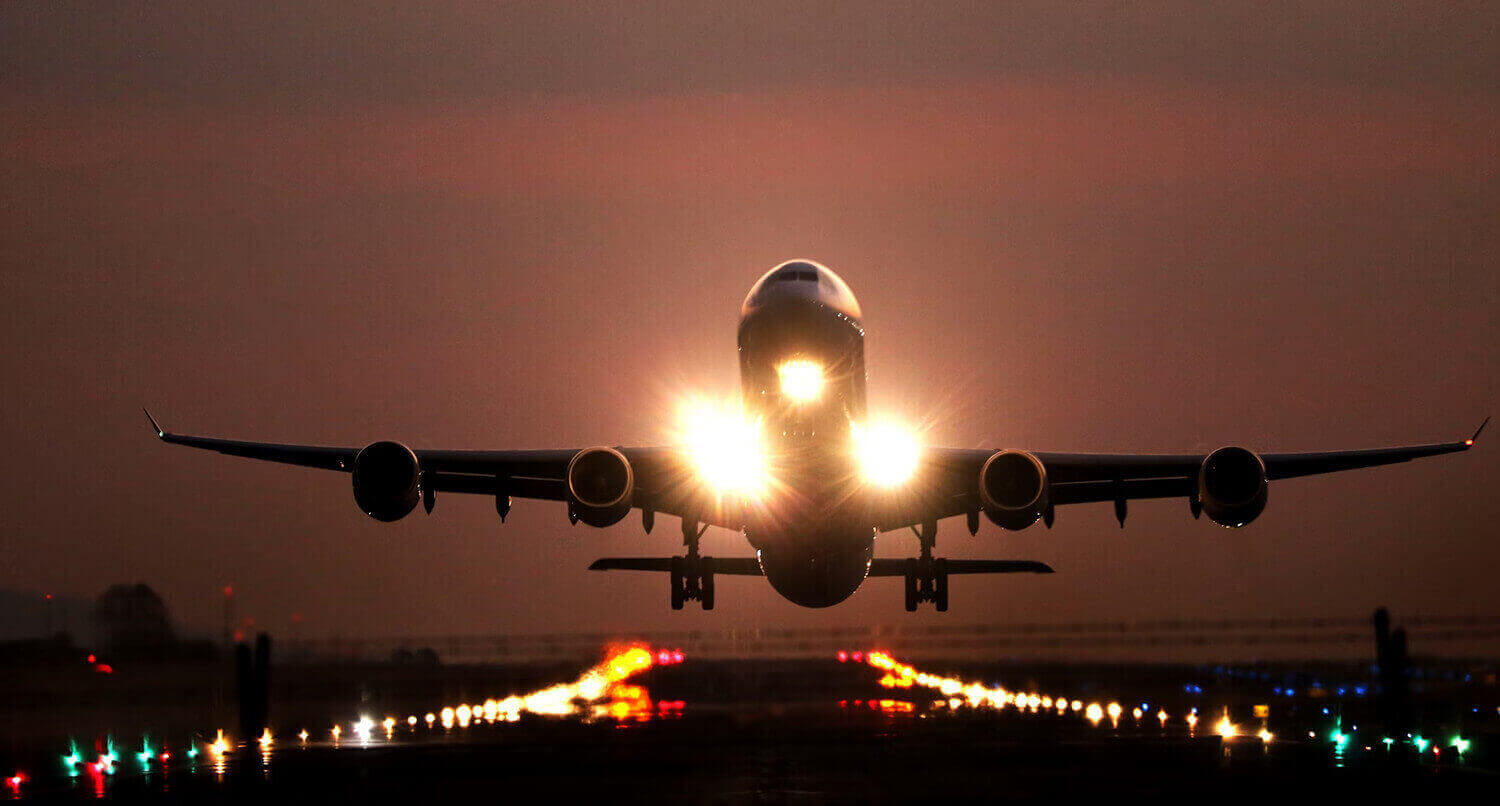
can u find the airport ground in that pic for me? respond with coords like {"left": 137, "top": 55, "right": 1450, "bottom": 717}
{"left": 3, "top": 645, "right": 1498, "bottom": 802}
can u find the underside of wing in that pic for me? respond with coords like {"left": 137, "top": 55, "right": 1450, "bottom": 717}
{"left": 146, "top": 411, "right": 739, "bottom": 530}
{"left": 879, "top": 419, "right": 1484, "bottom": 532}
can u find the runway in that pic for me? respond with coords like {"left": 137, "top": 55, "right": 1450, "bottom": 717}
{"left": 5, "top": 645, "right": 1495, "bottom": 802}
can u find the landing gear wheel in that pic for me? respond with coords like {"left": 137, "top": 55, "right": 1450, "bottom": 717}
{"left": 903, "top": 558, "right": 919, "bottom": 612}
{"left": 933, "top": 558, "right": 949, "bottom": 612}
{"left": 700, "top": 561, "right": 715, "bottom": 611}
{"left": 669, "top": 557, "right": 685, "bottom": 610}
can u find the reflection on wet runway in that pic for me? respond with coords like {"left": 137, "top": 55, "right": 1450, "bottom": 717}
{"left": 7, "top": 644, "right": 1485, "bottom": 800}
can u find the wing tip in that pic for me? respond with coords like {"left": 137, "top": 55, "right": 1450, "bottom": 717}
{"left": 1466, "top": 416, "right": 1489, "bottom": 447}
{"left": 143, "top": 408, "right": 165, "bottom": 438}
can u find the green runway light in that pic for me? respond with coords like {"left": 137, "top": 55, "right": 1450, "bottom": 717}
{"left": 1413, "top": 736, "right": 1429, "bottom": 752}
{"left": 186, "top": 745, "right": 199, "bottom": 759}
{"left": 1331, "top": 730, "right": 1349, "bottom": 749}
{"left": 63, "top": 741, "right": 82, "bottom": 774}
{"left": 1453, "top": 737, "right": 1470, "bottom": 755}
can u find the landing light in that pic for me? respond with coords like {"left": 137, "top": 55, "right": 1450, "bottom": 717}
{"left": 853, "top": 421, "right": 921, "bottom": 488}
{"left": 680, "top": 399, "right": 768, "bottom": 497}
{"left": 777, "top": 359, "right": 824, "bottom": 403}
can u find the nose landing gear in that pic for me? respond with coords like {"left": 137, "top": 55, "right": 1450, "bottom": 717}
{"left": 903, "top": 520, "right": 949, "bottom": 612}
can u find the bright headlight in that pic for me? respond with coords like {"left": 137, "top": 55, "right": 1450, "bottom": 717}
{"left": 777, "top": 359, "right": 824, "bottom": 403}
{"left": 681, "top": 399, "right": 768, "bottom": 497}
{"left": 853, "top": 420, "right": 921, "bottom": 488}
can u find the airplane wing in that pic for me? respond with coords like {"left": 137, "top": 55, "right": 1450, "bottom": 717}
{"left": 879, "top": 418, "right": 1487, "bottom": 532}
{"left": 147, "top": 409, "right": 1484, "bottom": 534}
{"left": 143, "top": 411, "right": 734, "bottom": 529}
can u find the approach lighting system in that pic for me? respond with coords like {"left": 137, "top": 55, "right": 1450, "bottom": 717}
{"left": 777, "top": 359, "right": 825, "bottom": 403}
{"left": 853, "top": 420, "right": 922, "bottom": 488}
{"left": 681, "top": 399, "right": 768, "bottom": 498}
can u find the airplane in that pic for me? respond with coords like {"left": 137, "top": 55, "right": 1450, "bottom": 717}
{"left": 148, "top": 259, "right": 1487, "bottom": 611}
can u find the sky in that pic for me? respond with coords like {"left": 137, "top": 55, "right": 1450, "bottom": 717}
{"left": 2, "top": 1, "right": 1496, "bottom": 646}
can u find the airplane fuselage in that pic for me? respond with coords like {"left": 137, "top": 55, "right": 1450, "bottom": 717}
{"left": 736, "top": 260, "right": 877, "bottom": 606}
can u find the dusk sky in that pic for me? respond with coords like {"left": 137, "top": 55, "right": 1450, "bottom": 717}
{"left": 2, "top": 2, "right": 1496, "bottom": 642}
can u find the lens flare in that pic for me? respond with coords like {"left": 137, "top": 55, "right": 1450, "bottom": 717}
{"left": 852, "top": 421, "right": 921, "bottom": 488}
{"left": 680, "top": 399, "right": 768, "bottom": 497}
{"left": 777, "top": 359, "right": 825, "bottom": 403}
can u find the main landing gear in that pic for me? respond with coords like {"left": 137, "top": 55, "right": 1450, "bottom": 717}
{"left": 669, "top": 519, "right": 715, "bottom": 611}
{"left": 904, "top": 520, "right": 949, "bottom": 612}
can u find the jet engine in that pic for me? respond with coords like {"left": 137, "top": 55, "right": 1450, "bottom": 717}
{"left": 566, "top": 447, "right": 634, "bottom": 527}
{"left": 979, "top": 450, "right": 1049, "bottom": 530}
{"left": 1198, "top": 446, "right": 1267, "bottom": 528}
{"left": 351, "top": 441, "right": 422, "bottom": 522}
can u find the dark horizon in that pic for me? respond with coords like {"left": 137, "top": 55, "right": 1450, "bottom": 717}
{"left": 2, "top": 1, "right": 1496, "bottom": 642}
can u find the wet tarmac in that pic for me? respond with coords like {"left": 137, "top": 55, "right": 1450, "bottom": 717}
{"left": 6, "top": 647, "right": 1498, "bottom": 803}
{"left": 9, "top": 704, "right": 1497, "bottom": 803}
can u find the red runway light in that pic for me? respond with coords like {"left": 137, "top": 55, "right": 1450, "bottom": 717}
{"left": 852, "top": 651, "right": 864, "bottom": 663}
{"left": 671, "top": 650, "right": 684, "bottom": 664}
{"left": 94, "top": 663, "right": 114, "bottom": 674}
{"left": 837, "top": 651, "right": 849, "bottom": 662}
{"left": 86, "top": 654, "right": 96, "bottom": 664}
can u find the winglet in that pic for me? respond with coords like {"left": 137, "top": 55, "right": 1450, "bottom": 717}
{"left": 143, "top": 408, "right": 165, "bottom": 438}
{"left": 1466, "top": 416, "right": 1490, "bottom": 447}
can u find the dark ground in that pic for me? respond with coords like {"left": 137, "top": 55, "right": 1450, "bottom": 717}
{"left": 9, "top": 708, "right": 1499, "bottom": 804}
{"left": 4, "top": 656, "right": 1498, "bottom": 802}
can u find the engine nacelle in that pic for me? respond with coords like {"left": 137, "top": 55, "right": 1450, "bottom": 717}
{"left": 1198, "top": 446, "right": 1268, "bottom": 528}
{"left": 351, "top": 441, "right": 422, "bottom": 522}
{"left": 979, "top": 450, "right": 1049, "bottom": 530}
{"left": 566, "top": 447, "right": 634, "bottom": 527}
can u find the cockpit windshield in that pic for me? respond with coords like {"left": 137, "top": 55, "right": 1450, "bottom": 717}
{"left": 741, "top": 260, "right": 863, "bottom": 323}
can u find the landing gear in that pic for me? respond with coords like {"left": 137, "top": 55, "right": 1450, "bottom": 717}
{"left": 902, "top": 556, "right": 949, "bottom": 612}
{"left": 669, "top": 519, "right": 715, "bottom": 611}
{"left": 903, "top": 521, "right": 950, "bottom": 612}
